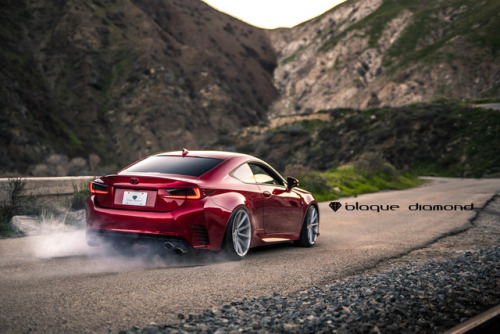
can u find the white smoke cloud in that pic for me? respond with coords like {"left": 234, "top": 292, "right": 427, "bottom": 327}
{"left": 12, "top": 210, "right": 100, "bottom": 259}
{"left": 10, "top": 210, "right": 231, "bottom": 274}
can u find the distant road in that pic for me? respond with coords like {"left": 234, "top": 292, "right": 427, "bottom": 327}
{"left": 0, "top": 177, "right": 499, "bottom": 333}
{"left": 476, "top": 103, "right": 500, "bottom": 110}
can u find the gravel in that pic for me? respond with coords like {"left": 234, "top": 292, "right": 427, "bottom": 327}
{"left": 122, "top": 197, "right": 500, "bottom": 334}
{"left": 121, "top": 246, "right": 500, "bottom": 334}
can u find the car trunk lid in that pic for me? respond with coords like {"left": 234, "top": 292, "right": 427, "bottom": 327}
{"left": 92, "top": 174, "right": 201, "bottom": 212}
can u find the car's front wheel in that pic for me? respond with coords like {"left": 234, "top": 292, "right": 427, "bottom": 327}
{"left": 295, "top": 205, "right": 319, "bottom": 247}
{"left": 223, "top": 207, "right": 252, "bottom": 260}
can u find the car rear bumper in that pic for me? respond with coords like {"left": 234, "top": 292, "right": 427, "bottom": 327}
{"left": 86, "top": 229, "right": 193, "bottom": 254}
{"left": 85, "top": 196, "right": 217, "bottom": 250}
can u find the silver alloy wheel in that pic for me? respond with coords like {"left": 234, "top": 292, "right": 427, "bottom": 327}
{"left": 232, "top": 209, "right": 251, "bottom": 257}
{"left": 306, "top": 206, "right": 319, "bottom": 244}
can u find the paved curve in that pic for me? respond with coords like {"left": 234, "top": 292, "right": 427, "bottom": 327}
{"left": 0, "top": 177, "right": 499, "bottom": 333}
{"left": 476, "top": 103, "right": 500, "bottom": 111}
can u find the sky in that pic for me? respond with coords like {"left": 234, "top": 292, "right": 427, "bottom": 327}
{"left": 201, "top": 0, "right": 347, "bottom": 29}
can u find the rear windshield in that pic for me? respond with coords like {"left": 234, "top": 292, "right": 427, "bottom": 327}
{"left": 119, "top": 156, "right": 223, "bottom": 177}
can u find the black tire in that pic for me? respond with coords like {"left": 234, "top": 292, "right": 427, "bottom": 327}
{"left": 222, "top": 208, "right": 252, "bottom": 261}
{"left": 295, "top": 205, "right": 319, "bottom": 247}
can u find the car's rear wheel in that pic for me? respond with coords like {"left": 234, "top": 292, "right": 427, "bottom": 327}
{"left": 223, "top": 208, "right": 252, "bottom": 260}
{"left": 295, "top": 205, "right": 319, "bottom": 247}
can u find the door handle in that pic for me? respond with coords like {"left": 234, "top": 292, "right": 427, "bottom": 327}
{"left": 263, "top": 191, "right": 272, "bottom": 198}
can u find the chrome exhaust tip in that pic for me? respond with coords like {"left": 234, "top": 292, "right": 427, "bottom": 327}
{"left": 163, "top": 241, "right": 187, "bottom": 254}
{"left": 87, "top": 234, "right": 101, "bottom": 247}
{"left": 174, "top": 247, "right": 187, "bottom": 255}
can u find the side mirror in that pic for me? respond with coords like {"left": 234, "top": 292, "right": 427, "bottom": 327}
{"left": 287, "top": 177, "right": 299, "bottom": 190}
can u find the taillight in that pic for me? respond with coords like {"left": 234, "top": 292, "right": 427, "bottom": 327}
{"left": 89, "top": 181, "right": 109, "bottom": 194}
{"left": 161, "top": 188, "right": 202, "bottom": 200}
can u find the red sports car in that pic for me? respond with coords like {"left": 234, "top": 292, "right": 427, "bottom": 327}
{"left": 86, "top": 150, "right": 319, "bottom": 260}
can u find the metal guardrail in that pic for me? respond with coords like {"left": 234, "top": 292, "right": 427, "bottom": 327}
{"left": 444, "top": 304, "right": 500, "bottom": 334}
{"left": 0, "top": 176, "right": 95, "bottom": 201}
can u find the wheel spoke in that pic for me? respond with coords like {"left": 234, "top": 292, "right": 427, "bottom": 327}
{"left": 306, "top": 207, "right": 318, "bottom": 243}
{"left": 235, "top": 238, "right": 244, "bottom": 254}
{"left": 238, "top": 228, "right": 248, "bottom": 235}
{"left": 235, "top": 240, "right": 242, "bottom": 254}
{"left": 234, "top": 213, "right": 242, "bottom": 229}
{"left": 311, "top": 211, "right": 317, "bottom": 224}
{"left": 237, "top": 215, "right": 248, "bottom": 229}
{"left": 238, "top": 226, "right": 250, "bottom": 233}
{"left": 231, "top": 210, "right": 251, "bottom": 256}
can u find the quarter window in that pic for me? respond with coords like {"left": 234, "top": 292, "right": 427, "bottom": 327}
{"left": 231, "top": 162, "right": 284, "bottom": 186}
{"left": 231, "top": 163, "right": 256, "bottom": 183}
{"left": 249, "top": 164, "right": 283, "bottom": 186}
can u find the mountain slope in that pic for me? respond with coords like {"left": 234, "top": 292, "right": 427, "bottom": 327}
{"left": 212, "top": 101, "right": 500, "bottom": 177}
{"left": 1, "top": 0, "right": 499, "bottom": 176}
{"left": 268, "top": 0, "right": 500, "bottom": 116}
{"left": 0, "top": 0, "right": 277, "bottom": 175}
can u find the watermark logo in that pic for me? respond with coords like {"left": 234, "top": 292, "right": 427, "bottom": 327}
{"left": 329, "top": 201, "right": 474, "bottom": 212}
{"left": 329, "top": 202, "right": 342, "bottom": 212}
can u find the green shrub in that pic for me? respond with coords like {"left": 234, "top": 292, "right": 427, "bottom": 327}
{"left": 284, "top": 164, "right": 333, "bottom": 199}
{"left": 0, "top": 203, "right": 15, "bottom": 236}
{"left": 0, "top": 178, "right": 74, "bottom": 237}
{"left": 0, "top": 178, "right": 26, "bottom": 236}
{"left": 284, "top": 158, "right": 420, "bottom": 202}
{"left": 70, "top": 182, "right": 90, "bottom": 210}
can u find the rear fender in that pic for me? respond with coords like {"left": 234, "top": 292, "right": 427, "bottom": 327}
{"left": 206, "top": 192, "right": 257, "bottom": 250}
{"left": 209, "top": 191, "right": 247, "bottom": 211}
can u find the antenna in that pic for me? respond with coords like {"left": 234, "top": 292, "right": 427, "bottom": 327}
{"left": 182, "top": 148, "right": 189, "bottom": 157}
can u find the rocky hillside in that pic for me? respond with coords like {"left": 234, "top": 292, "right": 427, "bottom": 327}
{"left": 1, "top": 0, "right": 499, "bottom": 176}
{"left": 0, "top": 0, "right": 277, "bottom": 175}
{"left": 268, "top": 0, "right": 500, "bottom": 116}
{"left": 212, "top": 101, "right": 500, "bottom": 178}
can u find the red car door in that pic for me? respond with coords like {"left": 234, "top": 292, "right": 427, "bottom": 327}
{"left": 248, "top": 163, "right": 303, "bottom": 235}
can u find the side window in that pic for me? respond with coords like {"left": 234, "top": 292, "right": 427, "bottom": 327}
{"left": 231, "top": 163, "right": 256, "bottom": 183}
{"left": 249, "top": 164, "right": 284, "bottom": 186}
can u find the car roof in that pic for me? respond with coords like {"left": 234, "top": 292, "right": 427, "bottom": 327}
{"left": 148, "top": 150, "right": 285, "bottom": 183}
{"left": 156, "top": 150, "right": 255, "bottom": 161}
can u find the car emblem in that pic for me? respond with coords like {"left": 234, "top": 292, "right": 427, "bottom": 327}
{"left": 130, "top": 177, "right": 139, "bottom": 185}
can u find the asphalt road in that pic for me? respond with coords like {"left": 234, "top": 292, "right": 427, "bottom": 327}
{"left": 476, "top": 103, "right": 500, "bottom": 110}
{"left": 1, "top": 177, "right": 499, "bottom": 333}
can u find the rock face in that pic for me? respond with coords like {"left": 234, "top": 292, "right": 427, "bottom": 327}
{"left": 268, "top": 0, "right": 500, "bottom": 116}
{"left": 1, "top": 0, "right": 499, "bottom": 175}
{"left": 0, "top": 0, "right": 277, "bottom": 175}
{"left": 213, "top": 101, "right": 500, "bottom": 178}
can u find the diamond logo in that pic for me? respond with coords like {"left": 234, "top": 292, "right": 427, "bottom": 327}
{"left": 329, "top": 201, "right": 342, "bottom": 212}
